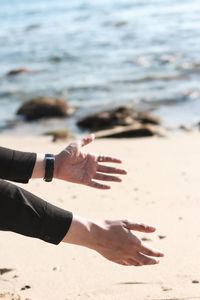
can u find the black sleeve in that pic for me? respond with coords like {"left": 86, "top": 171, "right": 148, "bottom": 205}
{"left": 0, "top": 146, "right": 36, "bottom": 183}
{"left": 0, "top": 179, "right": 73, "bottom": 245}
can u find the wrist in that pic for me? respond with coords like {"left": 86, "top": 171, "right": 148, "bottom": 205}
{"left": 62, "top": 215, "right": 99, "bottom": 249}
{"left": 31, "top": 153, "right": 45, "bottom": 178}
{"left": 32, "top": 153, "right": 56, "bottom": 181}
{"left": 54, "top": 154, "right": 60, "bottom": 179}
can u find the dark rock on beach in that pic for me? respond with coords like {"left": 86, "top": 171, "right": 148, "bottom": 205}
{"left": 0, "top": 268, "right": 13, "bottom": 275}
{"left": 136, "top": 112, "right": 162, "bottom": 125}
{"left": 158, "top": 235, "right": 167, "bottom": 239}
{"left": 17, "top": 97, "right": 74, "bottom": 121}
{"left": 77, "top": 106, "right": 136, "bottom": 131}
{"left": 6, "top": 68, "right": 29, "bottom": 76}
{"left": 77, "top": 105, "right": 163, "bottom": 138}
{"left": 95, "top": 124, "right": 163, "bottom": 139}
{"left": 21, "top": 285, "right": 31, "bottom": 291}
{"left": 192, "top": 280, "right": 199, "bottom": 284}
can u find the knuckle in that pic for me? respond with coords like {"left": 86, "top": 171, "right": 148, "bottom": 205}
{"left": 146, "top": 249, "right": 154, "bottom": 256}
{"left": 83, "top": 178, "right": 91, "bottom": 184}
{"left": 143, "top": 258, "right": 150, "bottom": 265}
{"left": 122, "top": 219, "right": 129, "bottom": 225}
{"left": 135, "top": 239, "right": 142, "bottom": 247}
{"left": 139, "top": 223, "right": 147, "bottom": 229}
{"left": 135, "top": 262, "right": 142, "bottom": 267}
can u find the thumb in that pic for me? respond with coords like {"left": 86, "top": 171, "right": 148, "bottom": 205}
{"left": 123, "top": 221, "right": 156, "bottom": 233}
{"left": 80, "top": 134, "right": 95, "bottom": 147}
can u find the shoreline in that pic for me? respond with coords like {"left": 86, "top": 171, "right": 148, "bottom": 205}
{"left": 0, "top": 131, "right": 200, "bottom": 299}
{"left": 0, "top": 103, "right": 198, "bottom": 139}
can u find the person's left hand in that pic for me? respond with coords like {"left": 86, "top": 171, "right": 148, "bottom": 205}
{"left": 54, "top": 134, "right": 127, "bottom": 189}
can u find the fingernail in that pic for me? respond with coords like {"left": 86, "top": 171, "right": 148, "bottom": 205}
{"left": 148, "top": 226, "right": 156, "bottom": 231}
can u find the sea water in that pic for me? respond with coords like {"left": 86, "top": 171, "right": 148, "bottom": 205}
{"left": 0, "top": 0, "right": 200, "bottom": 134}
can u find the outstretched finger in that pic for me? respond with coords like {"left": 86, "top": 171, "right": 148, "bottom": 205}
{"left": 97, "top": 164, "right": 127, "bottom": 175}
{"left": 139, "top": 243, "right": 165, "bottom": 258}
{"left": 132, "top": 253, "right": 160, "bottom": 265}
{"left": 94, "top": 172, "right": 122, "bottom": 182}
{"left": 120, "top": 259, "right": 141, "bottom": 266}
{"left": 80, "top": 134, "right": 95, "bottom": 147}
{"left": 97, "top": 155, "right": 122, "bottom": 164}
{"left": 87, "top": 180, "right": 111, "bottom": 190}
{"left": 123, "top": 221, "right": 156, "bottom": 233}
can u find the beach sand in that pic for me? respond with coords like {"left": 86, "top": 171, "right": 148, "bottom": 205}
{"left": 0, "top": 132, "right": 200, "bottom": 300}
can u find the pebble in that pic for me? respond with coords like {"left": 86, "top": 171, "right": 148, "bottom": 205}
{"left": 0, "top": 268, "right": 13, "bottom": 275}
{"left": 141, "top": 237, "right": 152, "bottom": 242}
{"left": 192, "top": 280, "right": 199, "bottom": 284}
{"left": 21, "top": 285, "right": 31, "bottom": 291}
{"left": 53, "top": 266, "right": 61, "bottom": 271}
{"left": 158, "top": 235, "right": 166, "bottom": 239}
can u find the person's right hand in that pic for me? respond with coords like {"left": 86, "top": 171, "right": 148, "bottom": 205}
{"left": 54, "top": 134, "right": 127, "bottom": 189}
{"left": 63, "top": 216, "right": 164, "bottom": 266}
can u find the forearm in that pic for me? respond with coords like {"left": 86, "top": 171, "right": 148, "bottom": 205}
{"left": 0, "top": 179, "right": 72, "bottom": 244}
{"left": 0, "top": 146, "right": 36, "bottom": 183}
{"left": 31, "top": 153, "right": 45, "bottom": 179}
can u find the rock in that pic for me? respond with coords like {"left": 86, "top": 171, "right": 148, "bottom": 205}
{"left": 141, "top": 237, "right": 152, "bottom": 242}
{"left": 77, "top": 106, "right": 136, "bottom": 131}
{"left": 95, "top": 124, "right": 159, "bottom": 138}
{"left": 136, "top": 112, "right": 162, "bottom": 125}
{"left": 6, "top": 68, "right": 29, "bottom": 76}
{"left": 0, "top": 268, "right": 14, "bottom": 275}
{"left": 192, "top": 280, "right": 199, "bottom": 284}
{"left": 77, "top": 106, "right": 162, "bottom": 132}
{"left": 17, "top": 97, "right": 73, "bottom": 121}
{"left": 21, "top": 285, "right": 31, "bottom": 291}
{"left": 52, "top": 266, "right": 61, "bottom": 271}
{"left": 158, "top": 235, "right": 166, "bottom": 239}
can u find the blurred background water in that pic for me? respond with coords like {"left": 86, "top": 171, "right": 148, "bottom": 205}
{"left": 0, "top": 0, "right": 200, "bottom": 135}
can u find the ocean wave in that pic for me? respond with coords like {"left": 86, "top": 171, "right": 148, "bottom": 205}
{"left": 142, "top": 90, "right": 199, "bottom": 107}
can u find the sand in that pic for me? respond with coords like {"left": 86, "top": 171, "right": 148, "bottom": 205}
{"left": 0, "top": 132, "right": 200, "bottom": 300}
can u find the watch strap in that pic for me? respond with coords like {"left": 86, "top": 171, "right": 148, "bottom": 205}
{"left": 44, "top": 154, "right": 55, "bottom": 182}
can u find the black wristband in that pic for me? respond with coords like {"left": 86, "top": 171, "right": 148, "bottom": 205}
{"left": 44, "top": 154, "right": 55, "bottom": 182}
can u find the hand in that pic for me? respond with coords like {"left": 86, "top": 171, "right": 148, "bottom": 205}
{"left": 63, "top": 216, "right": 164, "bottom": 266}
{"left": 54, "top": 134, "right": 127, "bottom": 189}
